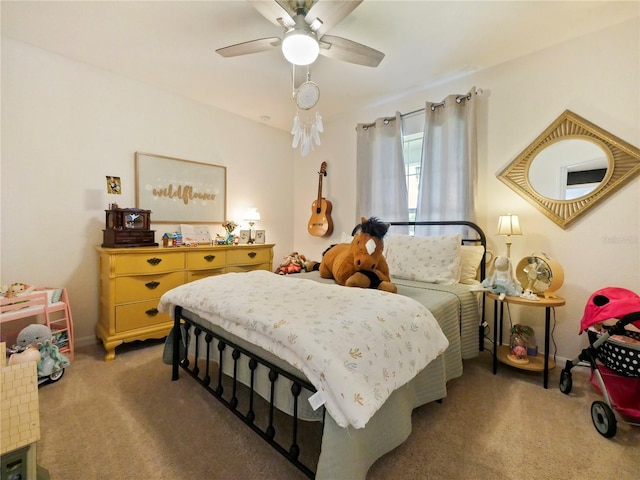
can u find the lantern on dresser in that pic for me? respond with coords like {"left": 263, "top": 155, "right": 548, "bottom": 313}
{"left": 102, "top": 207, "right": 158, "bottom": 247}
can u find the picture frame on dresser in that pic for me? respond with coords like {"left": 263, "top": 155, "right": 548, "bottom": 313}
{"left": 238, "top": 230, "right": 250, "bottom": 244}
{"left": 135, "top": 152, "right": 227, "bottom": 223}
{"left": 254, "top": 230, "right": 265, "bottom": 244}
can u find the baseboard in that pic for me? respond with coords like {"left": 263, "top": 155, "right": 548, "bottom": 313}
{"left": 75, "top": 334, "right": 102, "bottom": 349}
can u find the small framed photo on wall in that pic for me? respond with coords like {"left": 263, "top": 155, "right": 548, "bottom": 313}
{"left": 254, "top": 230, "right": 265, "bottom": 244}
{"left": 106, "top": 176, "right": 122, "bottom": 195}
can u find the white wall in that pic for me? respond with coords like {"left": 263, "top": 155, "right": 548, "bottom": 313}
{"left": 1, "top": 38, "right": 294, "bottom": 345}
{"left": 293, "top": 19, "right": 640, "bottom": 361}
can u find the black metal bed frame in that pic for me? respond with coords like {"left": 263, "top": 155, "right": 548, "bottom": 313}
{"left": 171, "top": 305, "right": 323, "bottom": 479}
{"left": 170, "top": 220, "right": 486, "bottom": 479}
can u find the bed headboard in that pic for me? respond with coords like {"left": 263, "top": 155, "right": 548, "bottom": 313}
{"left": 352, "top": 220, "right": 488, "bottom": 281}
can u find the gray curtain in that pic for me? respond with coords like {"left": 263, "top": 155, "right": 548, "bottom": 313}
{"left": 356, "top": 113, "right": 409, "bottom": 227}
{"left": 415, "top": 88, "right": 478, "bottom": 235}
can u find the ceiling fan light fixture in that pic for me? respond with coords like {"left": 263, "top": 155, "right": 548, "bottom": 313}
{"left": 282, "top": 28, "right": 319, "bottom": 66}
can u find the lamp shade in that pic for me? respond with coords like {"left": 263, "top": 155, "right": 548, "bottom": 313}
{"left": 244, "top": 208, "right": 261, "bottom": 223}
{"left": 282, "top": 28, "right": 319, "bottom": 66}
{"left": 497, "top": 214, "right": 522, "bottom": 236}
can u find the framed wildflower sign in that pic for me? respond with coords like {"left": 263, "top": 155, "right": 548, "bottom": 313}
{"left": 135, "top": 152, "right": 226, "bottom": 223}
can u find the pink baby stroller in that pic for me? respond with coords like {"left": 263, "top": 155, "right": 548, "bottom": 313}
{"left": 559, "top": 287, "right": 640, "bottom": 437}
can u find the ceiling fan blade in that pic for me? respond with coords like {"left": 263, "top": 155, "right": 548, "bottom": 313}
{"left": 216, "top": 37, "right": 282, "bottom": 58}
{"left": 319, "top": 35, "right": 384, "bottom": 67}
{"left": 248, "top": 0, "right": 296, "bottom": 28}
{"left": 306, "top": 0, "right": 363, "bottom": 37}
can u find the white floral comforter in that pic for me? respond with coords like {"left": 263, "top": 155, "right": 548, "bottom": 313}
{"left": 158, "top": 270, "right": 449, "bottom": 429}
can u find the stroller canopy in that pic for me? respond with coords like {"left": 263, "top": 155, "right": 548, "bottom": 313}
{"left": 580, "top": 287, "right": 640, "bottom": 333}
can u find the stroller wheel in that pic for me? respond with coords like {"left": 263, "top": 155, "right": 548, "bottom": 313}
{"left": 591, "top": 401, "right": 617, "bottom": 438}
{"left": 559, "top": 370, "right": 572, "bottom": 394}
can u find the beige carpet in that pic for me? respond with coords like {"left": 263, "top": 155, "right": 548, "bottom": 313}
{"left": 36, "top": 341, "right": 638, "bottom": 480}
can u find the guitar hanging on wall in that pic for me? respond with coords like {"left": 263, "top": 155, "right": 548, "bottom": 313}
{"left": 308, "top": 161, "right": 333, "bottom": 237}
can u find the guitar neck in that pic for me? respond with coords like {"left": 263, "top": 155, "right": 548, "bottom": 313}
{"left": 316, "top": 174, "right": 323, "bottom": 213}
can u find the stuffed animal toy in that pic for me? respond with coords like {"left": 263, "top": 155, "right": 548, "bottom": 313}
{"left": 318, "top": 217, "right": 397, "bottom": 293}
{"left": 275, "top": 251, "right": 307, "bottom": 275}
{"left": 13, "top": 324, "right": 54, "bottom": 351}
{"left": 480, "top": 256, "right": 522, "bottom": 297}
{"left": 3, "top": 282, "right": 34, "bottom": 298}
{"left": 11, "top": 324, "right": 70, "bottom": 381}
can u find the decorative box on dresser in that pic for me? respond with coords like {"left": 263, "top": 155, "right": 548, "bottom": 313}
{"left": 96, "top": 243, "right": 274, "bottom": 361}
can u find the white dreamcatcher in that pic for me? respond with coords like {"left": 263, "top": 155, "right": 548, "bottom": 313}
{"left": 291, "top": 67, "right": 323, "bottom": 156}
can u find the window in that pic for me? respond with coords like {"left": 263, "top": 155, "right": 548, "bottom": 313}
{"left": 403, "top": 132, "right": 423, "bottom": 230}
{"left": 402, "top": 112, "right": 425, "bottom": 229}
{"left": 357, "top": 94, "right": 476, "bottom": 231}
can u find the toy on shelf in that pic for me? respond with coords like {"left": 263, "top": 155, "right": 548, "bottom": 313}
{"left": 8, "top": 324, "right": 70, "bottom": 386}
{"left": 162, "top": 232, "right": 183, "bottom": 247}
{"left": 479, "top": 256, "right": 523, "bottom": 298}
{"left": 1, "top": 282, "right": 35, "bottom": 299}
{"left": 508, "top": 332, "right": 529, "bottom": 364}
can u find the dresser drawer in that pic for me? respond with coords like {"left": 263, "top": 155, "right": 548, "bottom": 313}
{"left": 226, "top": 263, "right": 271, "bottom": 273}
{"left": 227, "top": 248, "right": 271, "bottom": 266}
{"left": 114, "top": 251, "right": 184, "bottom": 275}
{"left": 115, "top": 300, "right": 171, "bottom": 332}
{"left": 187, "top": 269, "right": 225, "bottom": 283}
{"left": 186, "top": 250, "right": 227, "bottom": 270}
{"left": 115, "top": 271, "right": 185, "bottom": 304}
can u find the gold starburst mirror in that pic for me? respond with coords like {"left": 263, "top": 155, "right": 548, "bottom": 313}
{"left": 498, "top": 110, "right": 640, "bottom": 229}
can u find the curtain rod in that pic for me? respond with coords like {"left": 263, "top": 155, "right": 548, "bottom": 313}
{"left": 358, "top": 88, "right": 483, "bottom": 130}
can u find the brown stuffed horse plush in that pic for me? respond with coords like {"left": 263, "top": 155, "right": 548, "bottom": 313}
{"left": 319, "top": 217, "right": 397, "bottom": 293}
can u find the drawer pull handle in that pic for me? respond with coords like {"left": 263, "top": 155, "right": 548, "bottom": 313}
{"left": 145, "top": 281, "right": 160, "bottom": 290}
{"left": 145, "top": 308, "right": 159, "bottom": 317}
{"left": 147, "top": 257, "right": 162, "bottom": 266}
{"left": 248, "top": 252, "right": 257, "bottom": 259}
{"left": 204, "top": 255, "right": 216, "bottom": 262}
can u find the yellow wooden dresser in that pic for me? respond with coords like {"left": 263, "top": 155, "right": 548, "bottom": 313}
{"left": 96, "top": 244, "right": 274, "bottom": 360}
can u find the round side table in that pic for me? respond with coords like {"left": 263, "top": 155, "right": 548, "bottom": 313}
{"left": 487, "top": 292, "right": 566, "bottom": 388}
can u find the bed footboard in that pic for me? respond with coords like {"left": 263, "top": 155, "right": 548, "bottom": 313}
{"left": 171, "top": 306, "right": 323, "bottom": 478}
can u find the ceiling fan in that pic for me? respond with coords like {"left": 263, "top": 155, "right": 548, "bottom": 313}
{"left": 215, "top": 0, "right": 385, "bottom": 70}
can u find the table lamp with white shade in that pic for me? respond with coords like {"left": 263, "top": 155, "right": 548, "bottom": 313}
{"left": 244, "top": 208, "right": 261, "bottom": 244}
{"left": 497, "top": 214, "right": 522, "bottom": 258}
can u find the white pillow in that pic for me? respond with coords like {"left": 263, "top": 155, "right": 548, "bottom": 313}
{"left": 459, "top": 245, "right": 486, "bottom": 285}
{"left": 384, "top": 234, "right": 462, "bottom": 284}
{"left": 39, "top": 288, "right": 63, "bottom": 304}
